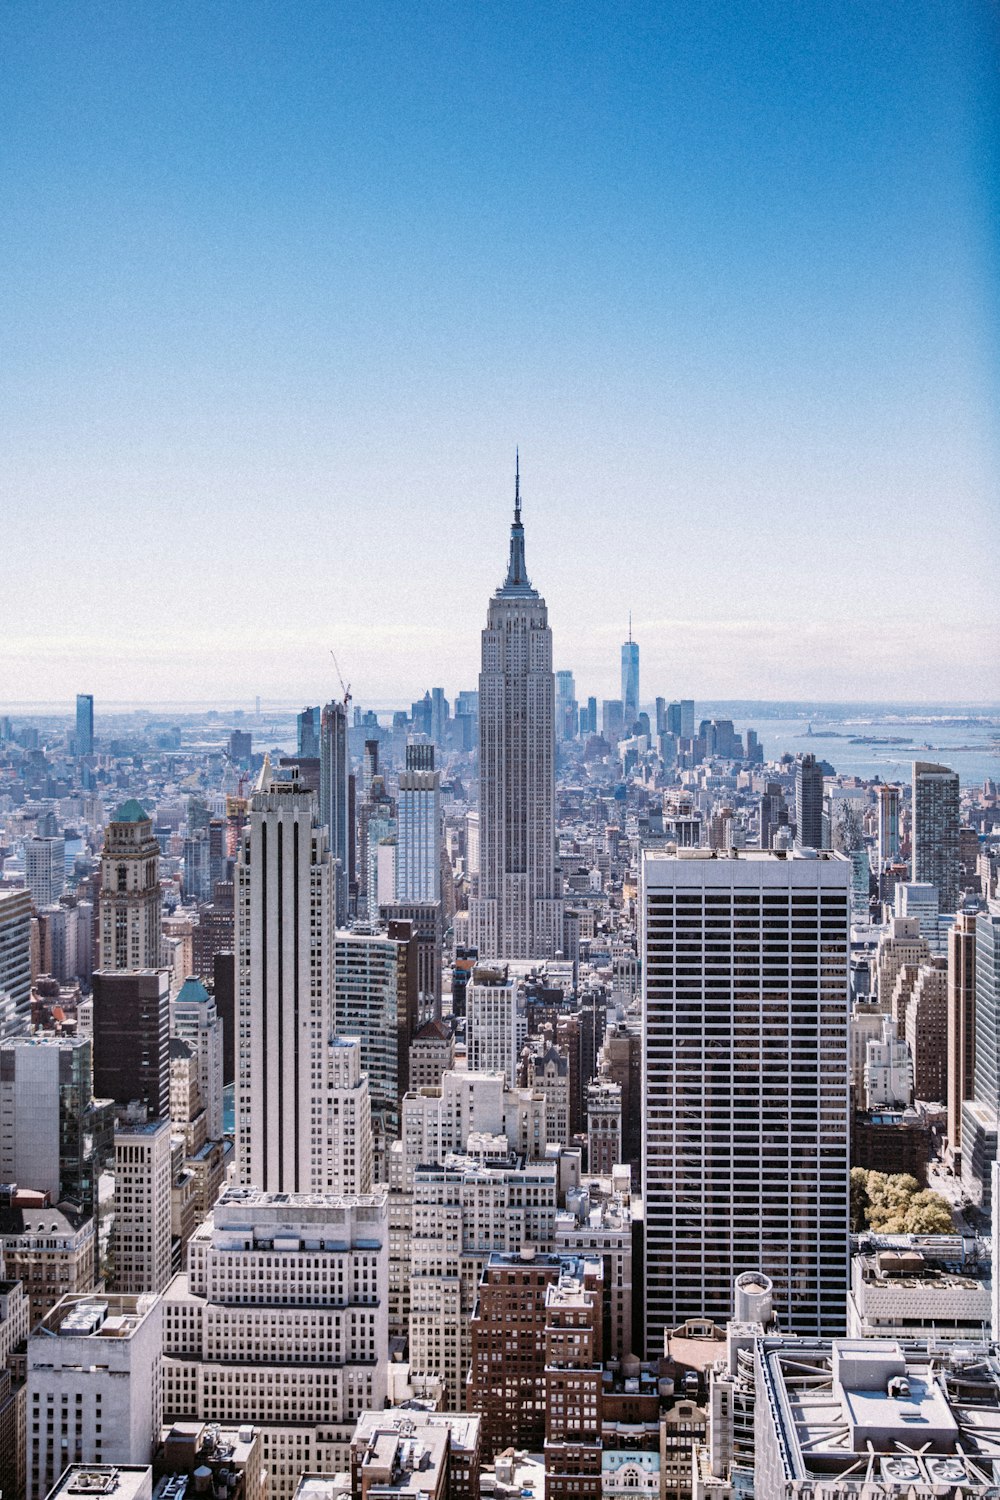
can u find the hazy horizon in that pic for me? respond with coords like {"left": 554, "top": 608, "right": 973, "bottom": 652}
{"left": 4, "top": 4, "right": 998, "bottom": 704}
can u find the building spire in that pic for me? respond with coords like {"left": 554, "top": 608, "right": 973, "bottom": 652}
{"left": 502, "top": 451, "right": 531, "bottom": 592}
{"left": 515, "top": 448, "right": 521, "bottom": 525}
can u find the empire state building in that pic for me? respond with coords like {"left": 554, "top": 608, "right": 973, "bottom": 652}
{"left": 470, "top": 463, "right": 562, "bottom": 960}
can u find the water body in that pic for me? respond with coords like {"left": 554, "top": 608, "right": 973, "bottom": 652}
{"left": 696, "top": 704, "right": 1000, "bottom": 787}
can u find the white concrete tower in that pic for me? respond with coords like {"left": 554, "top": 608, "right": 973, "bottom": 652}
{"left": 235, "top": 764, "right": 335, "bottom": 1193}
{"left": 172, "top": 975, "right": 225, "bottom": 1141}
{"left": 470, "top": 458, "right": 562, "bottom": 960}
{"left": 326, "top": 1035, "right": 374, "bottom": 1193}
{"left": 641, "top": 847, "right": 851, "bottom": 1354}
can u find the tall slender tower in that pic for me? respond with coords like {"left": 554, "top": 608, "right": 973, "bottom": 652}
{"left": 470, "top": 459, "right": 562, "bottom": 960}
{"left": 397, "top": 743, "right": 441, "bottom": 902}
{"left": 621, "top": 617, "right": 639, "bottom": 727}
{"left": 912, "top": 760, "right": 961, "bottom": 913}
{"left": 235, "top": 762, "right": 334, "bottom": 1192}
{"left": 319, "top": 699, "right": 351, "bottom": 924}
{"left": 75, "top": 693, "right": 94, "bottom": 756}
{"left": 795, "top": 754, "right": 825, "bottom": 851}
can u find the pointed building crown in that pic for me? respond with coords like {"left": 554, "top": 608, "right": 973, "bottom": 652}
{"left": 499, "top": 451, "right": 537, "bottom": 597}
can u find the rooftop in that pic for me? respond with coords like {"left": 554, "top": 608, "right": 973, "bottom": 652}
{"left": 759, "top": 1337, "right": 1000, "bottom": 1487}
{"left": 174, "top": 977, "right": 211, "bottom": 1006}
{"left": 46, "top": 1467, "right": 152, "bottom": 1500}
{"left": 857, "top": 1249, "right": 988, "bottom": 1293}
{"left": 39, "top": 1293, "right": 159, "bottom": 1340}
{"left": 112, "top": 799, "right": 149, "bottom": 823}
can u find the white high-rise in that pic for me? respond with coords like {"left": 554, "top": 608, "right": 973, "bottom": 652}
{"left": 28, "top": 1292, "right": 163, "bottom": 1500}
{"left": 172, "top": 975, "right": 224, "bottom": 1142}
{"left": 111, "top": 1118, "right": 172, "bottom": 1295}
{"left": 24, "top": 834, "right": 65, "bottom": 908}
{"left": 326, "top": 1035, "right": 374, "bottom": 1194}
{"left": 466, "top": 965, "right": 522, "bottom": 1086}
{"left": 235, "top": 764, "right": 334, "bottom": 1193}
{"left": 641, "top": 848, "right": 851, "bottom": 1354}
{"left": 469, "top": 462, "right": 562, "bottom": 960}
{"left": 162, "top": 1187, "right": 388, "bottom": 1500}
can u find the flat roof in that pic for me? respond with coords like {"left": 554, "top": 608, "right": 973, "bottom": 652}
{"left": 759, "top": 1338, "right": 1000, "bottom": 1485}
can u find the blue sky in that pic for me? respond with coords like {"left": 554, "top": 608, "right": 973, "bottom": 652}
{"left": 2, "top": 1, "right": 997, "bottom": 708}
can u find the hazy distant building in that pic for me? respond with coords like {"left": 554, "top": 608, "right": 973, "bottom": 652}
{"left": 228, "top": 729, "right": 252, "bottom": 764}
{"left": 297, "top": 704, "right": 320, "bottom": 758}
{"left": 795, "top": 754, "right": 824, "bottom": 850}
{"left": 319, "top": 700, "right": 351, "bottom": 923}
{"left": 75, "top": 693, "right": 94, "bottom": 756}
{"left": 98, "top": 800, "right": 162, "bottom": 971}
{"left": 555, "top": 669, "right": 578, "bottom": 741}
{"left": 469, "top": 463, "right": 562, "bottom": 960}
{"left": 912, "top": 760, "right": 961, "bottom": 913}
{"left": 621, "top": 629, "right": 639, "bottom": 726}
{"left": 759, "top": 782, "right": 789, "bottom": 850}
{"left": 877, "top": 784, "right": 901, "bottom": 866}
{"left": 602, "top": 698, "right": 625, "bottom": 742}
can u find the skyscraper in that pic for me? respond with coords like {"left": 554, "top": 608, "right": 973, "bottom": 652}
{"left": 795, "top": 753, "right": 825, "bottom": 850}
{"left": 319, "top": 699, "right": 351, "bottom": 924}
{"left": 173, "top": 974, "right": 225, "bottom": 1142}
{"left": 91, "top": 969, "right": 170, "bottom": 1120}
{"left": 641, "top": 848, "right": 850, "bottom": 1351}
{"left": 397, "top": 743, "right": 441, "bottom": 902}
{"left": 555, "top": 669, "right": 577, "bottom": 740}
{"left": 97, "top": 800, "right": 162, "bottom": 970}
{"left": 24, "top": 834, "right": 65, "bottom": 908}
{"left": 912, "top": 760, "right": 961, "bottom": 913}
{"left": 470, "top": 461, "right": 562, "bottom": 960}
{"left": 621, "top": 620, "right": 639, "bottom": 726}
{"left": 876, "top": 784, "right": 901, "bottom": 867}
{"left": 297, "top": 703, "right": 320, "bottom": 758}
{"left": 0, "top": 889, "right": 32, "bottom": 1032}
{"left": 75, "top": 693, "right": 94, "bottom": 756}
{"left": 947, "top": 911, "right": 976, "bottom": 1160}
{"left": 235, "top": 765, "right": 334, "bottom": 1192}
{"left": 961, "top": 901, "right": 1000, "bottom": 1211}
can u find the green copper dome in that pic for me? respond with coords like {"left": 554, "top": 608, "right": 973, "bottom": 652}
{"left": 176, "top": 976, "right": 211, "bottom": 1005}
{"left": 113, "top": 798, "right": 149, "bottom": 823}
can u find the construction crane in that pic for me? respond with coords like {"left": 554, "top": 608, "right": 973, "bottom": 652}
{"left": 330, "top": 650, "right": 352, "bottom": 710}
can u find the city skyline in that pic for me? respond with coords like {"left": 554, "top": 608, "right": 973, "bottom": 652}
{"left": 3, "top": 4, "right": 998, "bottom": 705}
